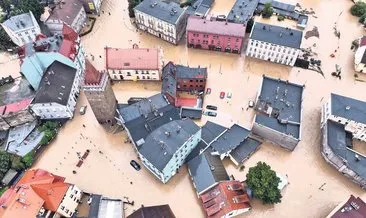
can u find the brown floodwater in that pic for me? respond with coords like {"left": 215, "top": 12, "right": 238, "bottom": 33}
{"left": 1, "top": 0, "right": 366, "bottom": 217}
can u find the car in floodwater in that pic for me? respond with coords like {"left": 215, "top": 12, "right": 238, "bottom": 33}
{"left": 206, "top": 105, "right": 217, "bottom": 110}
{"left": 130, "top": 160, "right": 141, "bottom": 171}
{"left": 219, "top": 92, "right": 225, "bottom": 99}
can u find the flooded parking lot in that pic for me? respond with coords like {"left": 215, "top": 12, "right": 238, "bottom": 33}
{"left": 0, "top": 0, "right": 365, "bottom": 217}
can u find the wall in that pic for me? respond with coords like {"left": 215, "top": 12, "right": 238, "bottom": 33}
{"left": 187, "top": 30, "right": 244, "bottom": 53}
{"left": 245, "top": 39, "right": 300, "bottom": 66}
{"left": 71, "top": 7, "right": 87, "bottom": 33}
{"left": 1, "top": 109, "right": 36, "bottom": 129}
{"left": 224, "top": 207, "right": 251, "bottom": 218}
{"left": 108, "top": 69, "right": 160, "bottom": 81}
{"left": 56, "top": 185, "right": 83, "bottom": 217}
{"left": 177, "top": 78, "right": 206, "bottom": 92}
{"left": 45, "top": 19, "right": 64, "bottom": 34}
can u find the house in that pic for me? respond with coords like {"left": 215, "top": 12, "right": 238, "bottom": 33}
{"left": 252, "top": 75, "right": 304, "bottom": 151}
{"left": 200, "top": 181, "right": 251, "bottom": 218}
{"left": 134, "top": 0, "right": 188, "bottom": 44}
{"left": 0, "top": 169, "right": 82, "bottom": 218}
{"left": 105, "top": 46, "right": 161, "bottom": 81}
{"left": 84, "top": 59, "right": 118, "bottom": 125}
{"left": 227, "top": 0, "right": 259, "bottom": 24}
{"left": 0, "top": 98, "right": 36, "bottom": 131}
{"left": 19, "top": 23, "right": 85, "bottom": 90}
{"left": 76, "top": 194, "right": 124, "bottom": 217}
{"left": 1, "top": 11, "right": 41, "bottom": 46}
{"left": 320, "top": 93, "right": 366, "bottom": 189}
{"left": 162, "top": 61, "right": 207, "bottom": 106}
{"left": 79, "top": 0, "right": 103, "bottom": 14}
{"left": 186, "top": 0, "right": 215, "bottom": 17}
{"left": 30, "top": 61, "right": 80, "bottom": 120}
{"left": 229, "top": 137, "right": 262, "bottom": 166}
{"left": 138, "top": 119, "right": 201, "bottom": 183}
{"left": 326, "top": 195, "right": 366, "bottom": 218}
{"left": 127, "top": 204, "right": 176, "bottom": 218}
{"left": 187, "top": 151, "right": 230, "bottom": 195}
{"left": 186, "top": 16, "right": 246, "bottom": 54}
{"left": 45, "top": 0, "right": 87, "bottom": 34}
{"left": 354, "top": 36, "right": 366, "bottom": 73}
{"left": 245, "top": 22, "right": 303, "bottom": 66}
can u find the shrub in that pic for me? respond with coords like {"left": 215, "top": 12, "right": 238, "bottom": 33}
{"left": 351, "top": 2, "right": 366, "bottom": 17}
{"left": 22, "top": 151, "right": 35, "bottom": 169}
{"left": 278, "top": 15, "right": 285, "bottom": 21}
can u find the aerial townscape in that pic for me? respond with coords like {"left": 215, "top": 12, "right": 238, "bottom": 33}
{"left": 0, "top": 0, "right": 365, "bottom": 217}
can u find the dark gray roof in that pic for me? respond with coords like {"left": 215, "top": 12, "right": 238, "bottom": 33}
{"left": 23, "top": 34, "right": 63, "bottom": 57}
{"left": 127, "top": 204, "right": 176, "bottom": 218}
{"left": 180, "top": 107, "right": 202, "bottom": 119}
{"left": 119, "top": 94, "right": 169, "bottom": 123}
{"left": 229, "top": 138, "right": 261, "bottom": 164}
{"left": 210, "top": 124, "right": 250, "bottom": 155}
{"left": 134, "top": 0, "right": 186, "bottom": 25}
{"left": 175, "top": 65, "right": 207, "bottom": 79}
{"left": 195, "top": 5, "right": 210, "bottom": 15}
{"left": 326, "top": 121, "right": 366, "bottom": 179}
{"left": 88, "top": 194, "right": 102, "bottom": 218}
{"left": 227, "top": 0, "right": 259, "bottom": 24}
{"left": 331, "top": 94, "right": 366, "bottom": 125}
{"left": 201, "top": 121, "right": 227, "bottom": 145}
{"left": 124, "top": 105, "right": 181, "bottom": 149}
{"left": 250, "top": 22, "right": 303, "bottom": 48}
{"left": 1, "top": 169, "right": 19, "bottom": 186}
{"left": 255, "top": 76, "right": 304, "bottom": 139}
{"left": 185, "top": 140, "right": 209, "bottom": 163}
{"left": 32, "top": 61, "right": 77, "bottom": 105}
{"left": 258, "top": 0, "right": 295, "bottom": 12}
{"left": 2, "top": 12, "right": 37, "bottom": 32}
{"left": 187, "top": 151, "right": 229, "bottom": 194}
{"left": 140, "top": 119, "right": 200, "bottom": 171}
{"left": 201, "top": 0, "right": 214, "bottom": 7}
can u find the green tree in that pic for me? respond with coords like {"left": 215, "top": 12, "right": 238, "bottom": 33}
{"left": 0, "top": 26, "right": 16, "bottom": 51}
{"left": 246, "top": 162, "right": 282, "bottom": 204}
{"left": 128, "top": 0, "right": 142, "bottom": 18}
{"left": 359, "top": 13, "right": 366, "bottom": 24}
{"left": 0, "top": 151, "right": 11, "bottom": 180}
{"left": 10, "top": 155, "right": 25, "bottom": 170}
{"left": 351, "top": 2, "right": 366, "bottom": 17}
{"left": 22, "top": 150, "right": 35, "bottom": 169}
{"left": 262, "top": 3, "right": 274, "bottom": 18}
{"left": 14, "top": 0, "right": 44, "bottom": 21}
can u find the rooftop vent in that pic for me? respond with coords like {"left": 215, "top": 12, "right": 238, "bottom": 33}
{"left": 355, "top": 154, "right": 360, "bottom": 162}
{"left": 165, "top": 131, "right": 171, "bottom": 137}
{"left": 290, "top": 32, "right": 294, "bottom": 36}
{"left": 210, "top": 165, "right": 215, "bottom": 171}
{"left": 262, "top": 25, "right": 266, "bottom": 30}
{"left": 346, "top": 106, "right": 351, "bottom": 110}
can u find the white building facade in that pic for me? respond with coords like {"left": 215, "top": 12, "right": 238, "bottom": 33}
{"left": 109, "top": 69, "right": 160, "bottom": 81}
{"left": 1, "top": 11, "right": 41, "bottom": 46}
{"left": 354, "top": 45, "right": 366, "bottom": 73}
{"left": 56, "top": 185, "right": 83, "bottom": 217}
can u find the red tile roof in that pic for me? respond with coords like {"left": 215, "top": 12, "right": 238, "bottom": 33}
{"left": 84, "top": 59, "right": 102, "bottom": 84}
{"left": 360, "top": 36, "right": 366, "bottom": 47}
{"left": 62, "top": 23, "right": 79, "bottom": 42}
{"left": 105, "top": 47, "right": 159, "bottom": 70}
{"left": 48, "top": 0, "right": 84, "bottom": 26}
{"left": 199, "top": 181, "right": 251, "bottom": 218}
{"left": 187, "top": 16, "right": 246, "bottom": 37}
{"left": 330, "top": 195, "right": 366, "bottom": 218}
{"left": 1, "top": 98, "right": 33, "bottom": 115}
{"left": 59, "top": 39, "right": 77, "bottom": 61}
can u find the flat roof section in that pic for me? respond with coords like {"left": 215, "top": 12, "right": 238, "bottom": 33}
{"left": 227, "top": 0, "right": 259, "bottom": 24}
{"left": 229, "top": 138, "right": 262, "bottom": 165}
{"left": 330, "top": 93, "right": 366, "bottom": 125}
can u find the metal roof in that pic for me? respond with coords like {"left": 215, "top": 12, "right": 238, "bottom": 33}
{"left": 185, "top": 140, "right": 209, "bottom": 163}
{"left": 134, "top": 0, "right": 186, "bottom": 25}
{"left": 201, "top": 121, "right": 227, "bottom": 145}
{"left": 326, "top": 121, "right": 366, "bottom": 179}
{"left": 2, "top": 11, "right": 37, "bottom": 32}
{"left": 250, "top": 22, "right": 303, "bottom": 48}
{"left": 139, "top": 119, "right": 200, "bottom": 171}
{"left": 330, "top": 93, "right": 366, "bottom": 125}
{"left": 180, "top": 107, "right": 202, "bottom": 120}
{"left": 258, "top": 0, "right": 295, "bottom": 12}
{"left": 227, "top": 0, "right": 259, "bottom": 24}
{"left": 187, "top": 151, "right": 229, "bottom": 195}
{"left": 88, "top": 194, "right": 102, "bottom": 218}
{"left": 255, "top": 75, "right": 304, "bottom": 139}
{"left": 229, "top": 138, "right": 261, "bottom": 165}
{"left": 127, "top": 204, "right": 176, "bottom": 218}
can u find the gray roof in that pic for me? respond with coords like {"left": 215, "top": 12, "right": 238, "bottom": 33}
{"left": 187, "top": 151, "right": 229, "bottom": 194}
{"left": 180, "top": 107, "right": 202, "bottom": 119}
{"left": 140, "top": 119, "right": 200, "bottom": 171}
{"left": 175, "top": 65, "right": 207, "bottom": 79}
{"left": 2, "top": 12, "right": 37, "bottom": 32}
{"left": 127, "top": 204, "right": 176, "bottom": 218}
{"left": 33, "top": 61, "right": 77, "bottom": 105}
{"left": 119, "top": 94, "right": 169, "bottom": 123}
{"left": 88, "top": 194, "right": 102, "bottom": 218}
{"left": 134, "top": 0, "right": 186, "bottom": 25}
{"left": 227, "top": 0, "right": 259, "bottom": 24}
{"left": 258, "top": 0, "right": 295, "bottom": 12}
{"left": 326, "top": 121, "right": 366, "bottom": 179}
{"left": 255, "top": 76, "right": 304, "bottom": 139}
{"left": 201, "top": 121, "right": 227, "bottom": 145}
{"left": 210, "top": 124, "right": 250, "bottom": 155}
{"left": 23, "top": 34, "right": 63, "bottom": 57}
{"left": 229, "top": 138, "right": 261, "bottom": 165}
{"left": 47, "top": 0, "right": 84, "bottom": 26}
{"left": 1, "top": 169, "right": 19, "bottom": 186}
{"left": 250, "top": 22, "right": 303, "bottom": 48}
{"left": 124, "top": 105, "right": 181, "bottom": 149}
{"left": 185, "top": 140, "right": 209, "bottom": 163}
{"left": 330, "top": 93, "right": 366, "bottom": 124}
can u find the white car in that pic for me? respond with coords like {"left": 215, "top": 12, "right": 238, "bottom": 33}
{"left": 248, "top": 100, "right": 255, "bottom": 108}
{"left": 226, "top": 92, "right": 232, "bottom": 99}
{"left": 80, "top": 106, "right": 87, "bottom": 115}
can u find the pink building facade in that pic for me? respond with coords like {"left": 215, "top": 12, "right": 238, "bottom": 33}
{"left": 186, "top": 16, "right": 246, "bottom": 54}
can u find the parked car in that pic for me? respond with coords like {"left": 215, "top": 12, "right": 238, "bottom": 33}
{"left": 226, "top": 92, "right": 232, "bottom": 99}
{"left": 206, "top": 88, "right": 211, "bottom": 94}
{"left": 248, "top": 100, "right": 255, "bottom": 108}
{"left": 80, "top": 106, "right": 87, "bottom": 115}
{"left": 130, "top": 160, "right": 141, "bottom": 171}
{"left": 219, "top": 92, "right": 225, "bottom": 99}
{"left": 206, "top": 105, "right": 217, "bottom": 110}
{"left": 207, "top": 111, "right": 217, "bottom": 117}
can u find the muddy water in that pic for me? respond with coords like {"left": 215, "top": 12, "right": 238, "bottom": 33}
{"left": 0, "top": 0, "right": 363, "bottom": 217}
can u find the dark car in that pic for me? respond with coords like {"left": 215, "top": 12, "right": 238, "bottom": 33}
{"left": 206, "top": 105, "right": 217, "bottom": 110}
{"left": 207, "top": 111, "right": 217, "bottom": 117}
{"left": 130, "top": 160, "right": 141, "bottom": 171}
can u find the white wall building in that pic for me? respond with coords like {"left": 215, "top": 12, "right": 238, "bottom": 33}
{"left": 105, "top": 47, "right": 162, "bottom": 81}
{"left": 246, "top": 22, "right": 303, "bottom": 66}
{"left": 354, "top": 37, "right": 366, "bottom": 73}
{"left": 56, "top": 185, "right": 83, "bottom": 217}
{"left": 134, "top": 0, "right": 187, "bottom": 45}
{"left": 30, "top": 61, "right": 81, "bottom": 120}
{"left": 1, "top": 11, "right": 41, "bottom": 46}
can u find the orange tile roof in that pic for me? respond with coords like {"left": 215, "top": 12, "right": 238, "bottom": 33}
{"left": 0, "top": 169, "right": 69, "bottom": 217}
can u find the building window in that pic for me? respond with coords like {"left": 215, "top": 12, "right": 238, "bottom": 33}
{"left": 135, "top": 71, "right": 138, "bottom": 74}
{"left": 70, "top": 194, "right": 74, "bottom": 198}
{"left": 65, "top": 209, "right": 69, "bottom": 213}
{"left": 61, "top": 206, "right": 65, "bottom": 210}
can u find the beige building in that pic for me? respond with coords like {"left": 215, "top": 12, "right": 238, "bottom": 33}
{"left": 56, "top": 185, "right": 83, "bottom": 217}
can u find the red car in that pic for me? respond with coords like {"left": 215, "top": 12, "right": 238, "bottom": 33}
{"left": 220, "top": 92, "right": 225, "bottom": 99}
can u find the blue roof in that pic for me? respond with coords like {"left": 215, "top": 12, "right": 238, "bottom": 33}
{"left": 330, "top": 93, "right": 366, "bottom": 125}
{"left": 250, "top": 22, "right": 303, "bottom": 48}
{"left": 134, "top": 0, "right": 186, "bottom": 25}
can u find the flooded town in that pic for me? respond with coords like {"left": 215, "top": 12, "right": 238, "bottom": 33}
{"left": 0, "top": 0, "right": 365, "bottom": 217}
